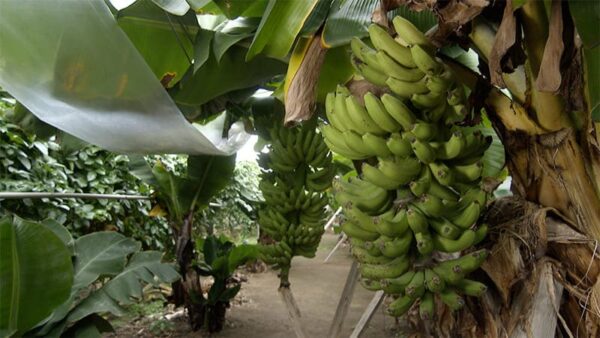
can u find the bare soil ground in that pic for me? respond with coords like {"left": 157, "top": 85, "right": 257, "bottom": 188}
{"left": 108, "top": 232, "right": 401, "bottom": 337}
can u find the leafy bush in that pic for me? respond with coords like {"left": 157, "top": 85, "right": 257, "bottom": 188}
{"left": 0, "top": 216, "right": 179, "bottom": 337}
{"left": 0, "top": 108, "right": 173, "bottom": 250}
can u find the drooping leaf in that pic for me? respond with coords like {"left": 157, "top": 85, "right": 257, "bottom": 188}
{"left": 246, "top": 0, "right": 320, "bottom": 60}
{"left": 322, "top": 0, "right": 379, "bottom": 48}
{"left": 41, "top": 218, "right": 74, "bottom": 248}
{"left": 227, "top": 244, "right": 257, "bottom": 274}
{"left": 194, "top": 29, "right": 215, "bottom": 72}
{"left": 0, "top": 217, "right": 73, "bottom": 336}
{"left": 316, "top": 46, "right": 353, "bottom": 102}
{"left": 172, "top": 46, "right": 286, "bottom": 116}
{"left": 299, "top": 0, "right": 333, "bottom": 37}
{"left": 72, "top": 232, "right": 140, "bottom": 290}
{"left": 187, "top": 154, "right": 236, "bottom": 208}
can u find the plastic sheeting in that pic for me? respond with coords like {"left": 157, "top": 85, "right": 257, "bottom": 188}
{"left": 0, "top": 0, "right": 248, "bottom": 155}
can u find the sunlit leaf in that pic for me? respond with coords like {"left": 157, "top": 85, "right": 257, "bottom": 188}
{"left": 246, "top": 0, "right": 320, "bottom": 60}
{"left": 151, "top": 0, "right": 190, "bottom": 16}
{"left": 322, "top": 0, "right": 378, "bottom": 48}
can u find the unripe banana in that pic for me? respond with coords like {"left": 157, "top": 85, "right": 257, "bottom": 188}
{"left": 407, "top": 206, "right": 428, "bottom": 233}
{"left": 373, "top": 208, "right": 410, "bottom": 237}
{"left": 368, "top": 24, "right": 416, "bottom": 68}
{"left": 410, "top": 120, "right": 438, "bottom": 141}
{"left": 380, "top": 94, "right": 417, "bottom": 129}
{"left": 432, "top": 229, "right": 476, "bottom": 253}
{"left": 411, "top": 44, "right": 443, "bottom": 75}
{"left": 387, "top": 294, "right": 416, "bottom": 317}
{"left": 429, "top": 218, "right": 462, "bottom": 239}
{"left": 341, "top": 221, "right": 380, "bottom": 241}
{"left": 451, "top": 161, "right": 484, "bottom": 182}
{"left": 362, "top": 163, "right": 403, "bottom": 190}
{"left": 386, "top": 76, "right": 429, "bottom": 99}
{"left": 387, "top": 133, "right": 413, "bottom": 157}
{"left": 350, "top": 37, "right": 385, "bottom": 72}
{"left": 360, "top": 255, "right": 409, "bottom": 279}
{"left": 321, "top": 124, "right": 368, "bottom": 159}
{"left": 342, "top": 130, "right": 373, "bottom": 157}
{"left": 409, "top": 167, "right": 432, "bottom": 196}
{"left": 439, "top": 288, "right": 465, "bottom": 311}
{"left": 419, "top": 292, "right": 435, "bottom": 320}
{"left": 434, "top": 131, "right": 465, "bottom": 160}
{"left": 424, "top": 268, "right": 446, "bottom": 293}
{"left": 410, "top": 137, "right": 437, "bottom": 164}
{"left": 375, "top": 51, "right": 425, "bottom": 82}
{"left": 378, "top": 156, "right": 422, "bottom": 185}
{"left": 405, "top": 270, "right": 426, "bottom": 299}
{"left": 378, "top": 230, "right": 412, "bottom": 258}
{"left": 449, "top": 201, "right": 481, "bottom": 229}
{"left": 351, "top": 57, "right": 388, "bottom": 87}
{"left": 413, "top": 193, "right": 444, "bottom": 218}
{"left": 392, "top": 16, "right": 433, "bottom": 48}
{"left": 429, "top": 162, "right": 454, "bottom": 187}
{"left": 415, "top": 231, "right": 434, "bottom": 255}
{"left": 381, "top": 270, "right": 415, "bottom": 294}
{"left": 455, "top": 278, "right": 488, "bottom": 297}
{"left": 363, "top": 92, "right": 402, "bottom": 133}
{"left": 362, "top": 133, "right": 393, "bottom": 158}
{"left": 360, "top": 278, "right": 384, "bottom": 291}
{"left": 346, "top": 95, "right": 386, "bottom": 135}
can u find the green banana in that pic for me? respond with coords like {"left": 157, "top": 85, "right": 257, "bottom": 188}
{"left": 432, "top": 229, "right": 476, "bottom": 253}
{"left": 411, "top": 44, "right": 443, "bottom": 75}
{"left": 427, "top": 178, "right": 459, "bottom": 201}
{"left": 375, "top": 51, "right": 425, "bottom": 81}
{"left": 426, "top": 70, "right": 454, "bottom": 93}
{"left": 439, "top": 288, "right": 465, "bottom": 310}
{"left": 429, "top": 218, "right": 462, "bottom": 239}
{"left": 321, "top": 124, "right": 367, "bottom": 159}
{"left": 361, "top": 163, "right": 403, "bottom": 190}
{"left": 451, "top": 161, "right": 484, "bottom": 182}
{"left": 352, "top": 246, "right": 392, "bottom": 264}
{"left": 473, "top": 224, "right": 488, "bottom": 245}
{"left": 410, "top": 120, "right": 438, "bottom": 141}
{"left": 419, "top": 292, "right": 435, "bottom": 320}
{"left": 424, "top": 268, "right": 446, "bottom": 293}
{"left": 373, "top": 208, "right": 410, "bottom": 237}
{"left": 415, "top": 231, "right": 434, "bottom": 255}
{"left": 351, "top": 57, "right": 388, "bottom": 87}
{"left": 407, "top": 206, "right": 428, "bottom": 233}
{"left": 363, "top": 92, "right": 402, "bottom": 133}
{"left": 413, "top": 193, "right": 444, "bottom": 218}
{"left": 386, "top": 77, "right": 429, "bottom": 99}
{"left": 387, "top": 294, "right": 416, "bottom": 317}
{"left": 429, "top": 162, "right": 454, "bottom": 186}
{"left": 345, "top": 204, "right": 380, "bottom": 233}
{"left": 360, "top": 278, "right": 384, "bottom": 291}
{"left": 378, "top": 231, "right": 412, "bottom": 257}
{"left": 455, "top": 279, "right": 488, "bottom": 297}
{"left": 345, "top": 95, "right": 386, "bottom": 135}
{"left": 449, "top": 201, "right": 481, "bottom": 229}
{"left": 381, "top": 270, "right": 415, "bottom": 294}
{"left": 405, "top": 270, "right": 425, "bottom": 299}
{"left": 380, "top": 94, "right": 417, "bottom": 129}
{"left": 360, "top": 256, "right": 409, "bottom": 279}
{"left": 409, "top": 167, "right": 432, "bottom": 196}
{"left": 411, "top": 91, "right": 446, "bottom": 110}
{"left": 378, "top": 156, "right": 422, "bottom": 185}
{"left": 392, "top": 16, "right": 433, "bottom": 48}
{"left": 362, "top": 133, "right": 393, "bottom": 158}
{"left": 350, "top": 37, "right": 385, "bottom": 72}
{"left": 387, "top": 133, "right": 413, "bottom": 156}
{"left": 341, "top": 221, "right": 380, "bottom": 241}
{"left": 342, "top": 129, "right": 373, "bottom": 157}
{"left": 434, "top": 131, "right": 465, "bottom": 160}
{"left": 367, "top": 24, "right": 416, "bottom": 68}
{"left": 410, "top": 137, "right": 437, "bottom": 164}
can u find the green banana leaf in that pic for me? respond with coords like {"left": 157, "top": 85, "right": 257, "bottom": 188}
{"left": 186, "top": 154, "right": 236, "bottom": 208}
{"left": 569, "top": 1, "right": 600, "bottom": 121}
{"left": 316, "top": 46, "right": 354, "bottom": 102}
{"left": 389, "top": 6, "right": 437, "bottom": 32}
{"left": 172, "top": 46, "right": 286, "bottom": 117}
{"left": 322, "top": 0, "right": 378, "bottom": 48}
{"left": 118, "top": 1, "right": 196, "bottom": 86}
{"left": 0, "top": 217, "right": 73, "bottom": 336}
{"left": 72, "top": 232, "right": 141, "bottom": 290}
{"left": 212, "top": 0, "right": 268, "bottom": 19}
{"left": 298, "top": 0, "right": 333, "bottom": 37}
{"left": 246, "top": 0, "right": 320, "bottom": 60}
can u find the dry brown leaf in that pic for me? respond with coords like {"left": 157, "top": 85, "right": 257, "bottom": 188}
{"left": 283, "top": 36, "right": 327, "bottom": 125}
{"left": 535, "top": 0, "right": 564, "bottom": 93}
{"left": 488, "top": 0, "right": 517, "bottom": 87}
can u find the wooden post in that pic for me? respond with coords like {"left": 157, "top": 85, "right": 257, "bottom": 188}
{"left": 279, "top": 286, "right": 308, "bottom": 338}
{"left": 349, "top": 290, "right": 385, "bottom": 338}
{"left": 323, "top": 233, "right": 347, "bottom": 263}
{"left": 327, "top": 260, "right": 360, "bottom": 338}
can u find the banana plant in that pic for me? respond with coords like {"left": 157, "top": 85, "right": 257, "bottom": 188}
{"left": 192, "top": 235, "right": 258, "bottom": 332}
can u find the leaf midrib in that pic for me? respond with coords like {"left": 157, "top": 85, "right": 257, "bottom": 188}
{"left": 73, "top": 237, "right": 129, "bottom": 289}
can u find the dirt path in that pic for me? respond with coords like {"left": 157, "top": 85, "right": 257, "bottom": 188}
{"left": 214, "top": 232, "right": 399, "bottom": 338}
{"left": 110, "top": 233, "right": 400, "bottom": 337}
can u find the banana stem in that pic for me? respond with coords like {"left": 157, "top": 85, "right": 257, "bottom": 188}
{"left": 280, "top": 265, "right": 291, "bottom": 288}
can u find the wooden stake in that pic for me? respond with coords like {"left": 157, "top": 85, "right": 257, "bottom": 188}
{"left": 279, "top": 286, "right": 308, "bottom": 338}
{"left": 327, "top": 260, "right": 360, "bottom": 338}
{"left": 324, "top": 233, "right": 347, "bottom": 263}
{"left": 349, "top": 291, "right": 385, "bottom": 338}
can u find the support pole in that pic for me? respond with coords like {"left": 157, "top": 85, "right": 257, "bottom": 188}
{"left": 324, "top": 207, "right": 342, "bottom": 231}
{"left": 349, "top": 290, "right": 385, "bottom": 338}
{"left": 323, "top": 233, "right": 347, "bottom": 263}
{"left": 327, "top": 260, "right": 360, "bottom": 338}
{"left": 0, "top": 192, "right": 150, "bottom": 200}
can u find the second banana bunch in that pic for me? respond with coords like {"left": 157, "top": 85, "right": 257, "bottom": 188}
{"left": 320, "top": 16, "right": 491, "bottom": 318}
{"left": 257, "top": 119, "right": 334, "bottom": 281}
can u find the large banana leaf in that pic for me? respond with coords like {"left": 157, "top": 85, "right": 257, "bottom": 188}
{"left": 322, "top": 0, "right": 378, "bottom": 48}
{"left": 0, "top": 217, "right": 73, "bottom": 336}
{"left": 0, "top": 0, "right": 247, "bottom": 155}
{"left": 172, "top": 46, "right": 286, "bottom": 116}
{"left": 246, "top": 0, "right": 320, "bottom": 60}
{"left": 212, "top": 0, "right": 268, "bottom": 19}
{"left": 72, "top": 232, "right": 140, "bottom": 290}
{"left": 117, "top": 1, "right": 197, "bottom": 86}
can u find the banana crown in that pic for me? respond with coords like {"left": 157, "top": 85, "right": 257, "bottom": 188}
{"left": 319, "top": 15, "right": 492, "bottom": 319}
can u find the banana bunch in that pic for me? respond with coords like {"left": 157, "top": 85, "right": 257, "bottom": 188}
{"left": 320, "top": 16, "right": 493, "bottom": 319}
{"left": 258, "top": 120, "right": 334, "bottom": 269}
